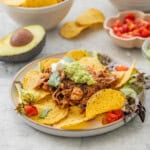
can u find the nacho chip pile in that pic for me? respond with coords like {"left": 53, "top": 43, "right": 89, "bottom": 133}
{"left": 60, "top": 8, "right": 105, "bottom": 39}
{"left": 15, "top": 50, "right": 140, "bottom": 130}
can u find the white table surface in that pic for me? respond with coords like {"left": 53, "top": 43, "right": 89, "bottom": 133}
{"left": 0, "top": 0, "right": 150, "bottom": 150}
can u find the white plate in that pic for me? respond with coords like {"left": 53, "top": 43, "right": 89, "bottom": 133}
{"left": 10, "top": 53, "right": 143, "bottom": 137}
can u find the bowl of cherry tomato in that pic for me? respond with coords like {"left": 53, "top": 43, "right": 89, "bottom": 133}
{"left": 104, "top": 10, "right": 150, "bottom": 48}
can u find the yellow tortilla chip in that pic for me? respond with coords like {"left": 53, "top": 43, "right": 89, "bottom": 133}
{"left": 112, "top": 71, "right": 125, "bottom": 84}
{"left": 54, "top": 106, "right": 87, "bottom": 130}
{"left": 86, "top": 89, "right": 126, "bottom": 119}
{"left": 22, "top": 70, "right": 49, "bottom": 101}
{"left": 2, "top": 0, "right": 59, "bottom": 7}
{"left": 112, "top": 71, "right": 125, "bottom": 80}
{"left": 60, "top": 22, "right": 88, "bottom": 39}
{"left": 115, "top": 61, "right": 136, "bottom": 88}
{"left": 40, "top": 58, "right": 60, "bottom": 72}
{"left": 76, "top": 8, "right": 105, "bottom": 26}
{"left": 65, "top": 50, "right": 89, "bottom": 60}
{"left": 2, "top": 0, "right": 24, "bottom": 6}
{"left": 22, "top": 70, "right": 41, "bottom": 90}
{"left": 21, "top": 0, "right": 58, "bottom": 7}
{"left": 79, "top": 57, "right": 103, "bottom": 72}
{"left": 30, "top": 96, "right": 68, "bottom": 125}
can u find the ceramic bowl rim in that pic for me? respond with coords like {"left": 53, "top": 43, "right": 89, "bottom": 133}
{"left": 2, "top": 0, "right": 73, "bottom": 11}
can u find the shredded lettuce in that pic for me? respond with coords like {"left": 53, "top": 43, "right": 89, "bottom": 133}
{"left": 15, "top": 82, "right": 35, "bottom": 104}
{"left": 120, "top": 86, "right": 137, "bottom": 98}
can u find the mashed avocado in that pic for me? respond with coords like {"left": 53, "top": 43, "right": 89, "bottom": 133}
{"left": 64, "top": 62, "right": 96, "bottom": 85}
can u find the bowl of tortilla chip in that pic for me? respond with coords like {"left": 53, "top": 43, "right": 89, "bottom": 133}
{"left": 1, "top": 0, "right": 74, "bottom": 30}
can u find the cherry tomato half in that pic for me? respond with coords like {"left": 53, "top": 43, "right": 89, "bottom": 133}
{"left": 24, "top": 105, "right": 38, "bottom": 117}
{"left": 102, "top": 110, "right": 124, "bottom": 125}
{"left": 125, "top": 13, "right": 135, "bottom": 20}
{"left": 111, "top": 13, "right": 150, "bottom": 39}
{"left": 115, "top": 65, "right": 129, "bottom": 71}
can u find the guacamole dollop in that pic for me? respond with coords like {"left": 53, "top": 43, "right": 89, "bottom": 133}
{"left": 64, "top": 62, "right": 96, "bottom": 85}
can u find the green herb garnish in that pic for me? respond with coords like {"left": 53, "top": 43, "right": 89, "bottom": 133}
{"left": 39, "top": 107, "right": 52, "bottom": 119}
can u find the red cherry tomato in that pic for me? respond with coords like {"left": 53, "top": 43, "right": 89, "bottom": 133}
{"left": 24, "top": 105, "right": 38, "bottom": 117}
{"left": 115, "top": 65, "right": 129, "bottom": 71}
{"left": 131, "top": 29, "right": 141, "bottom": 36}
{"left": 147, "top": 24, "right": 150, "bottom": 30}
{"left": 106, "top": 112, "right": 119, "bottom": 123}
{"left": 125, "top": 13, "right": 135, "bottom": 20}
{"left": 111, "top": 110, "right": 124, "bottom": 119}
{"left": 140, "top": 28, "right": 150, "bottom": 38}
{"left": 102, "top": 110, "right": 124, "bottom": 125}
{"left": 122, "top": 24, "right": 129, "bottom": 33}
{"left": 115, "top": 31, "right": 122, "bottom": 37}
{"left": 114, "top": 20, "right": 122, "bottom": 27}
{"left": 111, "top": 13, "right": 150, "bottom": 39}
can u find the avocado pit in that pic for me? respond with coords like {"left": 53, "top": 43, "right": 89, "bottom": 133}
{"left": 10, "top": 28, "right": 33, "bottom": 47}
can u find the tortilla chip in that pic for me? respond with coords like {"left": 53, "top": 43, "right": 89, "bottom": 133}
{"left": 79, "top": 57, "right": 103, "bottom": 72}
{"left": 112, "top": 71, "right": 125, "bottom": 83}
{"left": 2, "top": 0, "right": 24, "bottom": 6}
{"left": 76, "top": 8, "right": 105, "bottom": 26}
{"left": 40, "top": 58, "right": 60, "bottom": 72}
{"left": 54, "top": 106, "right": 88, "bottom": 130}
{"left": 60, "top": 22, "right": 88, "bottom": 39}
{"left": 115, "top": 60, "right": 136, "bottom": 88}
{"left": 21, "top": 0, "right": 58, "bottom": 7}
{"left": 86, "top": 89, "right": 126, "bottom": 119}
{"left": 22, "top": 70, "right": 49, "bottom": 101}
{"left": 22, "top": 70, "right": 41, "bottom": 90}
{"left": 2, "top": 0, "right": 59, "bottom": 7}
{"left": 65, "top": 50, "right": 89, "bottom": 60}
{"left": 95, "top": 113, "right": 106, "bottom": 122}
{"left": 30, "top": 96, "right": 68, "bottom": 125}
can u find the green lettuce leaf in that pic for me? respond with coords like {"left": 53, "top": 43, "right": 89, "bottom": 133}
{"left": 15, "top": 82, "right": 35, "bottom": 104}
{"left": 120, "top": 86, "right": 137, "bottom": 97}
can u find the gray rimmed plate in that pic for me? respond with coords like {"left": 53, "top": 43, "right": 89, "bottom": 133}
{"left": 10, "top": 52, "right": 144, "bottom": 137}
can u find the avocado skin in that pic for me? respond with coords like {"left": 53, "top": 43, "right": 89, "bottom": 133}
{"left": 0, "top": 35, "right": 46, "bottom": 63}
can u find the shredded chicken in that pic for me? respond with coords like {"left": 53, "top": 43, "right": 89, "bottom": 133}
{"left": 35, "top": 67, "right": 117, "bottom": 109}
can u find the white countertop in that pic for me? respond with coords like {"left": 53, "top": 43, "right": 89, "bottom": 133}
{"left": 0, "top": 0, "right": 150, "bottom": 150}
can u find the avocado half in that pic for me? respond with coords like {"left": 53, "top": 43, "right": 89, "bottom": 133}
{"left": 0, "top": 25, "right": 46, "bottom": 62}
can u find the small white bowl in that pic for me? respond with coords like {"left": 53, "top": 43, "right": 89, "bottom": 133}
{"left": 142, "top": 38, "right": 150, "bottom": 60}
{"left": 109, "top": 0, "right": 150, "bottom": 12}
{"left": 104, "top": 10, "right": 150, "bottom": 48}
{"left": 1, "top": 0, "right": 74, "bottom": 30}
